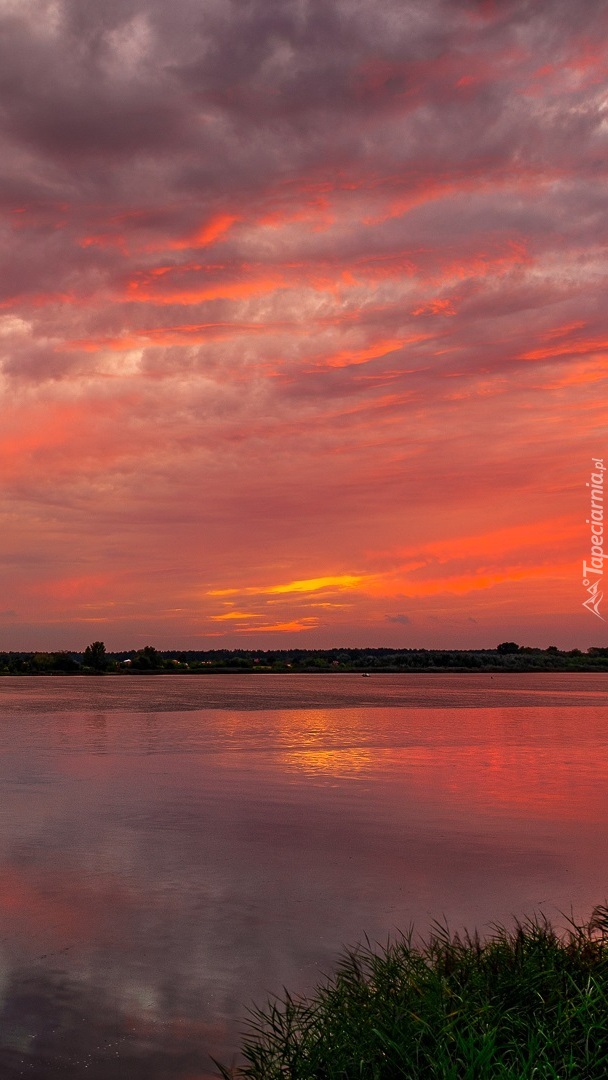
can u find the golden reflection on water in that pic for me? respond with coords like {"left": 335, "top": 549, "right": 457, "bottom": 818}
{"left": 275, "top": 709, "right": 376, "bottom": 775}
{"left": 276, "top": 708, "right": 349, "bottom": 744}
{"left": 281, "top": 746, "right": 376, "bottom": 776}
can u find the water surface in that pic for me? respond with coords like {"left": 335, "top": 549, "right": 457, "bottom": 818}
{"left": 1, "top": 673, "right": 607, "bottom": 1077}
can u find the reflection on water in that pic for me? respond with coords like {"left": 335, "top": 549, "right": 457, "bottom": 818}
{"left": 0, "top": 968, "right": 216, "bottom": 1079}
{"left": 0, "top": 674, "right": 607, "bottom": 1077}
{"left": 281, "top": 745, "right": 377, "bottom": 776}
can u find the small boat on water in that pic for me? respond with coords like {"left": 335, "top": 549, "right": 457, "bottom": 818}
{"left": 361, "top": 672, "right": 371, "bottom": 677}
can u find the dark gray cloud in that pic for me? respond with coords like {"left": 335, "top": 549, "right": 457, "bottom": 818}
{"left": 1, "top": 0, "right": 605, "bottom": 209}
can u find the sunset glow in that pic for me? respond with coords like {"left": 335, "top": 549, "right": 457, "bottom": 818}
{"left": 1, "top": 0, "right": 607, "bottom": 649}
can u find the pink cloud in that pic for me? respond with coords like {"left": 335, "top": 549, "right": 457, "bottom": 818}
{"left": 0, "top": 0, "right": 606, "bottom": 648}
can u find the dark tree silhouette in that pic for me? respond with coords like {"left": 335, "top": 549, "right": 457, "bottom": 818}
{"left": 132, "top": 645, "right": 162, "bottom": 669}
{"left": 83, "top": 641, "right": 107, "bottom": 670}
{"left": 496, "top": 641, "right": 520, "bottom": 654}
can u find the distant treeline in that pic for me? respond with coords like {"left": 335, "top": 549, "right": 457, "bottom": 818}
{"left": 1, "top": 641, "right": 608, "bottom": 674}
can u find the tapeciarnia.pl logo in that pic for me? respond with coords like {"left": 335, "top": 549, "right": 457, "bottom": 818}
{"left": 582, "top": 457, "right": 605, "bottom": 620}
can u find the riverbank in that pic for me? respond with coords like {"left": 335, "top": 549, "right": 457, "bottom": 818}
{"left": 2, "top": 644, "right": 608, "bottom": 675}
{"left": 217, "top": 909, "right": 608, "bottom": 1079}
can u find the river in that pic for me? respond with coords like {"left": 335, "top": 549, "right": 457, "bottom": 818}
{"left": 0, "top": 673, "right": 607, "bottom": 1077}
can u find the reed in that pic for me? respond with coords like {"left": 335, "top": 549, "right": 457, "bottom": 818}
{"left": 215, "top": 906, "right": 608, "bottom": 1079}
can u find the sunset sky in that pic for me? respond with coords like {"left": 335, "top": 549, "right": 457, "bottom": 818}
{"left": 1, "top": 0, "right": 607, "bottom": 651}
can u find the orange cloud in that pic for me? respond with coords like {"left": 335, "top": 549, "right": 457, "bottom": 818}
{"left": 126, "top": 272, "right": 287, "bottom": 304}
{"left": 519, "top": 337, "right": 608, "bottom": 362}
{"left": 374, "top": 164, "right": 565, "bottom": 224}
{"left": 367, "top": 562, "right": 574, "bottom": 599}
{"left": 208, "top": 575, "right": 365, "bottom": 597}
{"left": 437, "top": 239, "right": 532, "bottom": 283}
{"left": 65, "top": 321, "right": 271, "bottom": 353}
{"left": 315, "top": 335, "right": 428, "bottom": 369}
{"left": 255, "top": 195, "right": 334, "bottom": 230}
{"left": 211, "top": 611, "right": 263, "bottom": 620}
{"left": 422, "top": 518, "right": 580, "bottom": 563}
{"left": 208, "top": 559, "right": 572, "bottom": 613}
{"left": 168, "top": 212, "right": 240, "bottom": 251}
{"left": 539, "top": 358, "right": 608, "bottom": 389}
{"left": 412, "top": 298, "right": 458, "bottom": 316}
{"left": 236, "top": 618, "right": 319, "bottom": 632}
{"left": 541, "top": 321, "right": 586, "bottom": 340}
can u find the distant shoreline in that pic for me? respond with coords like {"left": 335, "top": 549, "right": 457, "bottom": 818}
{"left": 2, "top": 666, "right": 608, "bottom": 676}
{"left": 2, "top": 644, "right": 608, "bottom": 676}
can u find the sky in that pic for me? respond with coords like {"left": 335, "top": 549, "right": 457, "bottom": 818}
{"left": 1, "top": 0, "right": 607, "bottom": 651}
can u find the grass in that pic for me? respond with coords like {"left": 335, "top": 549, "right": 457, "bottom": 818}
{"left": 215, "top": 906, "right": 608, "bottom": 1079}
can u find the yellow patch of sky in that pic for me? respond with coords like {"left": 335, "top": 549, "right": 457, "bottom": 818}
{"left": 208, "top": 574, "right": 364, "bottom": 597}
{"left": 211, "top": 611, "right": 263, "bottom": 621}
{"left": 233, "top": 617, "right": 319, "bottom": 632}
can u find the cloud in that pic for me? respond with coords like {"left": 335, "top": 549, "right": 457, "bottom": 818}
{"left": 208, "top": 575, "right": 366, "bottom": 597}
{"left": 385, "top": 613, "right": 411, "bottom": 625}
{"left": 1, "top": 0, "right": 607, "bottom": 647}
